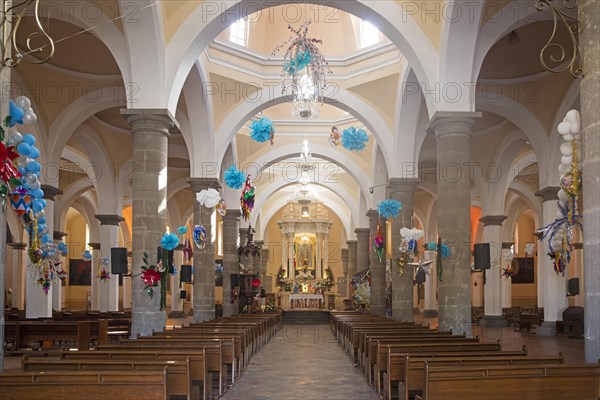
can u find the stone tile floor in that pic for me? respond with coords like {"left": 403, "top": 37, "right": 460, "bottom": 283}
{"left": 221, "top": 324, "right": 379, "bottom": 400}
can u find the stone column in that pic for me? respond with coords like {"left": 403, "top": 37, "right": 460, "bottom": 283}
{"left": 189, "top": 178, "right": 221, "bottom": 322}
{"left": 388, "top": 178, "right": 419, "bottom": 322}
{"left": 479, "top": 215, "right": 507, "bottom": 327}
{"left": 355, "top": 228, "right": 370, "bottom": 272}
{"left": 501, "top": 242, "right": 514, "bottom": 309}
{"left": 429, "top": 113, "right": 480, "bottom": 336}
{"left": 88, "top": 242, "right": 101, "bottom": 310}
{"left": 286, "top": 232, "right": 295, "bottom": 279}
{"left": 535, "top": 187, "right": 567, "bottom": 336}
{"left": 45, "top": 185, "right": 63, "bottom": 311}
{"left": 8, "top": 243, "right": 26, "bottom": 309}
{"left": 222, "top": 210, "right": 241, "bottom": 317}
{"left": 579, "top": 0, "right": 600, "bottom": 364}
{"left": 95, "top": 215, "right": 124, "bottom": 312}
{"left": 423, "top": 250, "right": 438, "bottom": 316}
{"left": 346, "top": 240, "right": 357, "bottom": 298}
{"left": 339, "top": 248, "right": 348, "bottom": 297}
{"left": 123, "top": 109, "right": 176, "bottom": 336}
{"left": 367, "top": 209, "right": 386, "bottom": 316}
{"left": 323, "top": 232, "right": 330, "bottom": 278}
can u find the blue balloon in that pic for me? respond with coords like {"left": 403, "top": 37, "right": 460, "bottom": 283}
{"left": 22, "top": 133, "right": 36, "bottom": 146}
{"left": 30, "top": 188, "right": 44, "bottom": 198}
{"left": 28, "top": 146, "right": 39, "bottom": 159}
{"left": 37, "top": 223, "right": 47, "bottom": 233}
{"left": 16, "top": 142, "right": 31, "bottom": 156}
{"left": 17, "top": 166, "right": 26, "bottom": 175}
{"left": 41, "top": 234, "right": 51, "bottom": 244}
{"left": 8, "top": 100, "right": 24, "bottom": 127}
{"left": 38, "top": 216, "right": 46, "bottom": 225}
{"left": 39, "top": 199, "right": 47, "bottom": 208}
{"left": 26, "top": 161, "right": 41, "bottom": 173}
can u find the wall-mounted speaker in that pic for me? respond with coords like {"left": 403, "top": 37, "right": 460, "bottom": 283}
{"left": 567, "top": 277, "right": 580, "bottom": 296}
{"left": 474, "top": 243, "right": 491, "bottom": 270}
{"left": 180, "top": 265, "right": 192, "bottom": 283}
{"left": 179, "top": 290, "right": 187, "bottom": 300}
{"left": 415, "top": 269, "right": 426, "bottom": 284}
{"left": 110, "top": 247, "right": 128, "bottom": 274}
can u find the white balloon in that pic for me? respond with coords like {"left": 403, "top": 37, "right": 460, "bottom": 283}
{"left": 560, "top": 142, "right": 572, "bottom": 156}
{"left": 563, "top": 133, "right": 575, "bottom": 142}
{"left": 15, "top": 96, "right": 31, "bottom": 111}
{"left": 37, "top": 210, "right": 45, "bottom": 218}
{"left": 7, "top": 131, "right": 23, "bottom": 145}
{"left": 29, "top": 181, "right": 40, "bottom": 190}
{"left": 22, "top": 112, "right": 35, "bottom": 125}
{"left": 26, "top": 172, "right": 37, "bottom": 184}
{"left": 558, "top": 189, "right": 568, "bottom": 202}
{"left": 558, "top": 164, "right": 569, "bottom": 174}
{"left": 557, "top": 121, "right": 570, "bottom": 135}
{"left": 569, "top": 121, "right": 581, "bottom": 134}
{"left": 565, "top": 109, "right": 579, "bottom": 123}
{"left": 561, "top": 155, "right": 573, "bottom": 165}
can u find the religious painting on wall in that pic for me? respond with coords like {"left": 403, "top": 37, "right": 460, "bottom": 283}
{"left": 215, "top": 260, "right": 224, "bottom": 287}
{"left": 69, "top": 259, "right": 91, "bottom": 286}
{"left": 510, "top": 257, "right": 535, "bottom": 284}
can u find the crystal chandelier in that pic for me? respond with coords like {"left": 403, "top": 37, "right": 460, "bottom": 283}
{"left": 298, "top": 137, "right": 316, "bottom": 173}
{"left": 271, "top": 20, "right": 331, "bottom": 119}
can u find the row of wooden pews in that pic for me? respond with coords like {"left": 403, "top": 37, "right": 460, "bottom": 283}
{"left": 330, "top": 311, "right": 600, "bottom": 400}
{"left": 1, "top": 312, "right": 282, "bottom": 400}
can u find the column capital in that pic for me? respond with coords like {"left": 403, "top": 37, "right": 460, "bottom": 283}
{"left": 341, "top": 248, "right": 349, "bottom": 263}
{"left": 254, "top": 240, "right": 264, "bottom": 247}
{"left": 121, "top": 109, "right": 180, "bottom": 136}
{"left": 427, "top": 111, "right": 482, "bottom": 138}
{"left": 41, "top": 184, "right": 63, "bottom": 201}
{"left": 366, "top": 209, "right": 385, "bottom": 221}
{"left": 387, "top": 178, "right": 420, "bottom": 193}
{"left": 8, "top": 242, "right": 27, "bottom": 250}
{"left": 347, "top": 239, "right": 357, "bottom": 247}
{"left": 502, "top": 242, "right": 514, "bottom": 249}
{"left": 222, "top": 209, "right": 242, "bottom": 222}
{"left": 53, "top": 231, "right": 67, "bottom": 241}
{"left": 354, "top": 228, "right": 370, "bottom": 237}
{"left": 187, "top": 177, "right": 221, "bottom": 193}
{"left": 88, "top": 242, "right": 101, "bottom": 250}
{"left": 535, "top": 186, "right": 560, "bottom": 202}
{"left": 95, "top": 214, "right": 125, "bottom": 226}
{"left": 479, "top": 215, "right": 508, "bottom": 226}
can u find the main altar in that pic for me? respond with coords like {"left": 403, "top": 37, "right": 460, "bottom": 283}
{"left": 277, "top": 198, "right": 334, "bottom": 309}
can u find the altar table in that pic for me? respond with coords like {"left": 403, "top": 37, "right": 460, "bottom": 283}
{"left": 289, "top": 294, "right": 324, "bottom": 309}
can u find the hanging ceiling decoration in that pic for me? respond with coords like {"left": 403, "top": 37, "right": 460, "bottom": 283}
{"left": 271, "top": 20, "right": 331, "bottom": 119}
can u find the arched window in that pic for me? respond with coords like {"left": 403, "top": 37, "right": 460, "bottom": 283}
{"left": 360, "top": 20, "right": 379, "bottom": 48}
{"left": 230, "top": 18, "right": 248, "bottom": 46}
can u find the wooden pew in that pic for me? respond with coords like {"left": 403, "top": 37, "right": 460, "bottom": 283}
{"left": 60, "top": 349, "right": 212, "bottom": 400}
{"left": 374, "top": 341, "right": 504, "bottom": 394}
{"left": 0, "top": 369, "right": 177, "bottom": 400}
{"left": 13, "top": 321, "right": 91, "bottom": 350}
{"left": 99, "top": 340, "right": 229, "bottom": 395}
{"left": 415, "top": 363, "right": 600, "bottom": 400}
{"left": 21, "top": 356, "right": 194, "bottom": 400}
{"left": 384, "top": 351, "right": 565, "bottom": 400}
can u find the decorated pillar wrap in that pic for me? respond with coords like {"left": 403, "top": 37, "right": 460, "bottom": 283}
{"left": 8, "top": 243, "right": 26, "bottom": 309}
{"left": 95, "top": 214, "right": 125, "bottom": 312}
{"left": 479, "top": 215, "right": 507, "bottom": 327}
{"left": 367, "top": 209, "right": 386, "bottom": 316}
{"left": 222, "top": 210, "right": 241, "bottom": 317}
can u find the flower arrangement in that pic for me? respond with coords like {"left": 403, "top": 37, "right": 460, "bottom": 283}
{"left": 249, "top": 117, "right": 275, "bottom": 145}
{"left": 377, "top": 199, "right": 402, "bottom": 219}
{"left": 252, "top": 277, "right": 262, "bottom": 289}
{"left": 341, "top": 126, "right": 368, "bottom": 152}
{"left": 224, "top": 164, "right": 246, "bottom": 189}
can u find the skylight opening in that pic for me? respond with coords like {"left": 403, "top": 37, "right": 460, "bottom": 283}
{"left": 229, "top": 18, "right": 248, "bottom": 46}
{"left": 360, "top": 20, "right": 380, "bottom": 48}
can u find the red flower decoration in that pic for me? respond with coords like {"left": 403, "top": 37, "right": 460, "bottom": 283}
{"left": 142, "top": 268, "right": 161, "bottom": 286}
{"left": 252, "top": 277, "right": 261, "bottom": 288}
{"left": 0, "top": 142, "right": 20, "bottom": 184}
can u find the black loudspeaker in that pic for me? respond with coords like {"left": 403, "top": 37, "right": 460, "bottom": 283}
{"left": 110, "top": 247, "right": 128, "bottom": 274}
{"left": 179, "top": 290, "right": 187, "bottom": 300}
{"left": 568, "top": 278, "right": 580, "bottom": 296}
{"left": 231, "top": 274, "right": 239, "bottom": 288}
{"left": 180, "top": 265, "right": 192, "bottom": 283}
{"left": 474, "top": 243, "right": 491, "bottom": 270}
{"left": 157, "top": 247, "right": 175, "bottom": 274}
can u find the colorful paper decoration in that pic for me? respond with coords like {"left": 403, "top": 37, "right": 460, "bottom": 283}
{"left": 377, "top": 199, "right": 402, "bottom": 219}
{"left": 240, "top": 176, "right": 255, "bottom": 221}
{"left": 193, "top": 225, "right": 207, "bottom": 249}
{"left": 249, "top": 117, "right": 274, "bottom": 145}
{"left": 374, "top": 219, "right": 385, "bottom": 263}
{"left": 341, "top": 126, "right": 368, "bottom": 151}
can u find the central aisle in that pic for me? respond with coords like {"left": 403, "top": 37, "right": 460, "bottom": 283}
{"left": 221, "top": 324, "right": 379, "bottom": 400}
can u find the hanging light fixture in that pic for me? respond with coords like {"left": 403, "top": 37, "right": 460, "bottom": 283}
{"left": 271, "top": 20, "right": 331, "bottom": 119}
